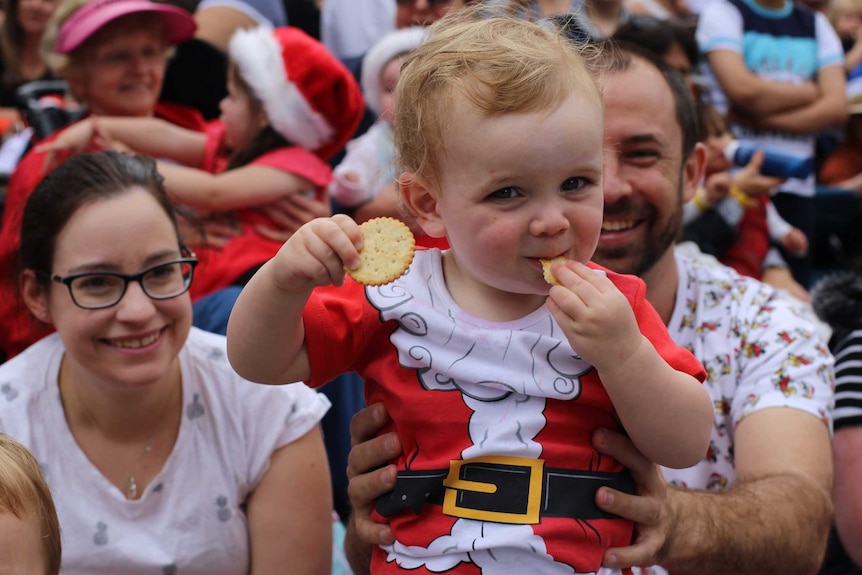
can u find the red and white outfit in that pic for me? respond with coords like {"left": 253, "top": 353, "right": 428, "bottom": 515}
{"left": 188, "top": 122, "right": 333, "bottom": 298}
{"left": 303, "top": 249, "right": 705, "bottom": 575}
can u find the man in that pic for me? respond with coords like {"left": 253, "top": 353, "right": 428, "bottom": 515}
{"left": 344, "top": 42, "right": 835, "bottom": 574}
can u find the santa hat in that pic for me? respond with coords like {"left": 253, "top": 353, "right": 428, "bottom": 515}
{"left": 361, "top": 27, "right": 427, "bottom": 117}
{"left": 229, "top": 26, "right": 365, "bottom": 161}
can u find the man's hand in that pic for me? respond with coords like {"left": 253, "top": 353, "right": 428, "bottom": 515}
{"left": 344, "top": 403, "right": 402, "bottom": 575}
{"left": 592, "top": 427, "right": 676, "bottom": 570}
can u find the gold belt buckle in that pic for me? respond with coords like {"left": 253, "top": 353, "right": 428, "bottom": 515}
{"left": 442, "top": 455, "right": 544, "bottom": 525}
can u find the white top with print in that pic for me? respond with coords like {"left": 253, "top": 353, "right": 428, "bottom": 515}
{"left": 0, "top": 328, "right": 330, "bottom": 575}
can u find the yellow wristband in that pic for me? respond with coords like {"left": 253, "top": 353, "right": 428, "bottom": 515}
{"left": 692, "top": 188, "right": 711, "bottom": 211}
{"left": 729, "top": 185, "right": 756, "bottom": 208}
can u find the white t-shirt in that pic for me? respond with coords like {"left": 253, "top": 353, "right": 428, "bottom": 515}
{"left": 633, "top": 250, "right": 835, "bottom": 575}
{"left": 0, "top": 328, "right": 330, "bottom": 575}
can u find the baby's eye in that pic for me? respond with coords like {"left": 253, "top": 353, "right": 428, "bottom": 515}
{"left": 561, "top": 177, "right": 589, "bottom": 192}
{"left": 487, "top": 187, "right": 520, "bottom": 200}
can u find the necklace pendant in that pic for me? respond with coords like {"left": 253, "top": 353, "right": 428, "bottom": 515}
{"left": 127, "top": 476, "right": 138, "bottom": 499}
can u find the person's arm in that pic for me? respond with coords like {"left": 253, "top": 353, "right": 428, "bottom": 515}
{"left": 545, "top": 261, "right": 713, "bottom": 469}
{"left": 832, "top": 426, "right": 862, "bottom": 568}
{"left": 705, "top": 50, "right": 819, "bottom": 115}
{"left": 226, "top": 214, "right": 363, "bottom": 385}
{"left": 37, "top": 116, "right": 207, "bottom": 167}
{"left": 752, "top": 65, "right": 849, "bottom": 134}
{"left": 155, "top": 161, "right": 317, "bottom": 212}
{"left": 594, "top": 407, "right": 833, "bottom": 574}
{"left": 246, "top": 425, "right": 333, "bottom": 574}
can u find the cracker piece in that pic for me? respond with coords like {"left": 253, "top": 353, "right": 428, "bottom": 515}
{"left": 347, "top": 217, "right": 416, "bottom": 286}
{"left": 540, "top": 256, "right": 569, "bottom": 286}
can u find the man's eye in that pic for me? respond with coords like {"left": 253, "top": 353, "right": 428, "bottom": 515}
{"left": 627, "top": 149, "right": 660, "bottom": 164}
{"left": 488, "top": 187, "right": 519, "bottom": 200}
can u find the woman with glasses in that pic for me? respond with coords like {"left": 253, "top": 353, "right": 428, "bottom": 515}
{"left": 0, "top": 151, "right": 334, "bottom": 574}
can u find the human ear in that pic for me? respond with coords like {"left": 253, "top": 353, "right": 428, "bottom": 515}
{"left": 19, "top": 270, "right": 52, "bottom": 325}
{"left": 399, "top": 172, "right": 446, "bottom": 238}
{"left": 681, "top": 142, "right": 707, "bottom": 204}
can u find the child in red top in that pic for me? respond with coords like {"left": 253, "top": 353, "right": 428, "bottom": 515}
{"left": 227, "top": 15, "right": 713, "bottom": 575}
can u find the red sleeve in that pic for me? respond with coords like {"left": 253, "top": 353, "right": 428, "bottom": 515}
{"left": 589, "top": 262, "right": 707, "bottom": 383}
{"left": 154, "top": 101, "right": 207, "bottom": 132}
{"left": 301, "top": 279, "right": 384, "bottom": 387}
{"left": 253, "top": 146, "right": 333, "bottom": 189}
{"left": 199, "top": 120, "right": 229, "bottom": 174}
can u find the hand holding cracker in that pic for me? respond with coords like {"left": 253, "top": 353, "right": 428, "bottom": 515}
{"left": 268, "top": 214, "right": 365, "bottom": 291}
{"left": 544, "top": 260, "right": 644, "bottom": 371}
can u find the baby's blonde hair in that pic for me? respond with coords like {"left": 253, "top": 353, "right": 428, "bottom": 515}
{"left": 395, "top": 12, "right": 602, "bottom": 184}
{"left": 0, "top": 434, "right": 61, "bottom": 575}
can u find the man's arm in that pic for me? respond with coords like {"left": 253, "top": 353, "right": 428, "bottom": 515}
{"left": 596, "top": 408, "right": 833, "bottom": 575}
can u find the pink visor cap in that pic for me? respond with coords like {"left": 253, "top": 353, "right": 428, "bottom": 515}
{"left": 55, "top": 0, "right": 197, "bottom": 54}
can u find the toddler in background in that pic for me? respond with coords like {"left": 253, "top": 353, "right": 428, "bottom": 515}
{"left": 227, "top": 14, "right": 712, "bottom": 575}
{"left": 331, "top": 27, "right": 426, "bottom": 209}
{"left": 829, "top": 0, "right": 862, "bottom": 71}
{"left": 683, "top": 100, "right": 809, "bottom": 295}
{"left": 0, "top": 433, "right": 61, "bottom": 575}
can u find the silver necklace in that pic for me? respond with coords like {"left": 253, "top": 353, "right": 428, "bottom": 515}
{"left": 65, "top": 376, "right": 177, "bottom": 500}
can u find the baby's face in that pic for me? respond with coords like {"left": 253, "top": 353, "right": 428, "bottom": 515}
{"left": 833, "top": 0, "right": 862, "bottom": 38}
{"left": 422, "top": 90, "right": 604, "bottom": 314}
{"left": 0, "top": 510, "right": 46, "bottom": 575}
{"left": 704, "top": 132, "right": 732, "bottom": 173}
{"left": 379, "top": 57, "right": 403, "bottom": 124}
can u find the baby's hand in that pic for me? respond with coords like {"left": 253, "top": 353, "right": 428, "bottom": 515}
{"left": 545, "top": 260, "right": 643, "bottom": 371}
{"left": 781, "top": 227, "right": 809, "bottom": 256}
{"left": 269, "top": 214, "right": 363, "bottom": 292}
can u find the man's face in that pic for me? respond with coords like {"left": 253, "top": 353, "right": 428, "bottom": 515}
{"left": 594, "top": 60, "right": 700, "bottom": 277}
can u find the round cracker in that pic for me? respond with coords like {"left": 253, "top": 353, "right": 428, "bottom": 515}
{"left": 347, "top": 217, "right": 416, "bottom": 286}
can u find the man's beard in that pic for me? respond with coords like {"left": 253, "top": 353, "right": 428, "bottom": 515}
{"left": 593, "top": 189, "right": 683, "bottom": 278}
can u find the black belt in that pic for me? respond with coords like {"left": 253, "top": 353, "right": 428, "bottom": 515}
{"left": 376, "top": 456, "right": 634, "bottom": 525}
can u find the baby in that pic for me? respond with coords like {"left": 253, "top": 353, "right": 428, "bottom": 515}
{"left": 330, "top": 27, "right": 426, "bottom": 209}
{"left": 228, "top": 14, "right": 712, "bottom": 575}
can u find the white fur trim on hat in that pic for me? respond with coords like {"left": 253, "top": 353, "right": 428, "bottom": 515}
{"left": 229, "top": 26, "right": 334, "bottom": 150}
{"left": 361, "top": 27, "right": 426, "bottom": 116}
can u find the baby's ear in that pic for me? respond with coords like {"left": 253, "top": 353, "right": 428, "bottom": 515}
{"left": 399, "top": 172, "right": 446, "bottom": 238}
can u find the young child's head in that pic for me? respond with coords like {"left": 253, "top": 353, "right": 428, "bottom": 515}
{"left": 361, "top": 27, "right": 426, "bottom": 124}
{"left": 829, "top": 0, "right": 862, "bottom": 41}
{"left": 225, "top": 26, "right": 365, "bottom": 162}
{"left": 697, "top": 98, "right": 733, "bottom": 174}
{"left": 0, "top": 434, "right": 61, "bottom": 575}
{"left": 395, "top": 14, "right": 605, "bottom": 297}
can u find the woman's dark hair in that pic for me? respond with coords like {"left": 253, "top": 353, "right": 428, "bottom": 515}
{"left": 225, "top": 66, "right": 291, "bottom": 170}
{"left": 19, "top": 151, "right": 180, "bottom": 286}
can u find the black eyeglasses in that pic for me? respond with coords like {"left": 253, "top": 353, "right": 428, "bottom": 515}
{"left": 51, "top": 255, "right": 198, "bottom": 310}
